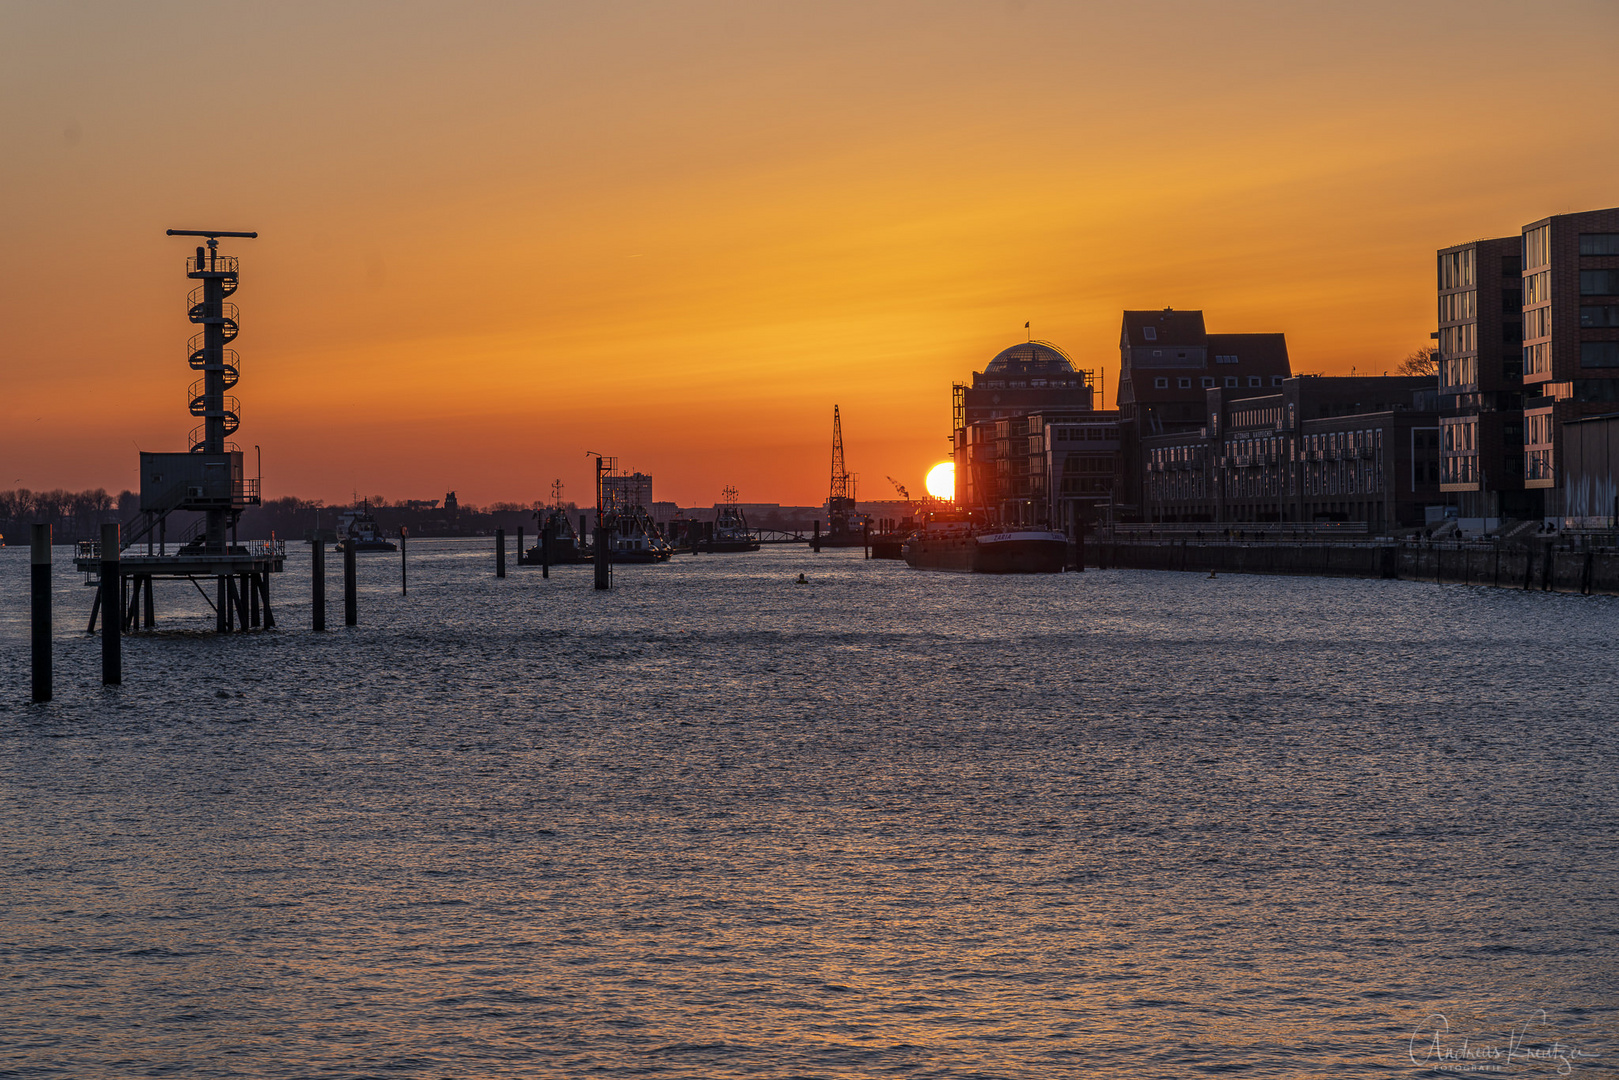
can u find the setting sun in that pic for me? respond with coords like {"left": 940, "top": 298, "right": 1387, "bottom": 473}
{"left": 925, "top": 462, "right": 955, "bottom": 501}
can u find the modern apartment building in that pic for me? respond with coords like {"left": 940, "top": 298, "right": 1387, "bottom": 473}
{"left": 1114, "top": 309, "right": 1291, "bottom": 518}
{"left": 1518, "top": 206, "right": 1619, "bottom": 520}
{"left": 1435, "top": 236, "right": 1530, "bottom": 527}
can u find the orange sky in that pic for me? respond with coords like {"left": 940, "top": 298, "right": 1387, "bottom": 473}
{"left": 4, "top": 0, "right": 1618, "bottom": 507}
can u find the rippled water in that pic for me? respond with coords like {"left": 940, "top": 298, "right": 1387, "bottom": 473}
{"left": 1, "top": 540, "right": 1616, "bottom": 1078}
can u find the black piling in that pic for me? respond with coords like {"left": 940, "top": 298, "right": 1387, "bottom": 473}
{"left": 594, "top": 526, "right": 611, "bottom": 590}
{"left": 400, "top": 530, "right": 408, "bottom": 596}
{"left": 31, "top": 523, "right": 51, "bottom": 703}
{"left": 516, "top": 527, "right": 524, "bottom": 567}
{"left": 100, "top": 522, "right": 121, "bottom": 685}
{"left": 312, "top": 540, "right": 327, "bottom": 631}
{"left": 344, "top": 540, "right": 358, "bottom": 626}
{"left": 812, "top": 520, "right": 821, "bottom": 553}
{"left": 540, "top": 525, "right": 550, "bottom": 579}
{"left": 496, "top": 529, "right": 507, "bottom": 578}
{"left": 863, "top": 520, "right": 870, "bottom": 559}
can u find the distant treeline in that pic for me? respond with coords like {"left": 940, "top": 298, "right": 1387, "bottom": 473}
{"left": 0, "top": 489, "right": 572, "bottom": 544}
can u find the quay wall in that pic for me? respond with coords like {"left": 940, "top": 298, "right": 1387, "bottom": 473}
{"left": 1087, "top": 540, "right": 1619, "bottom": 595}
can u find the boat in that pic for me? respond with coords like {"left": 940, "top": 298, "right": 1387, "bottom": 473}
{"left": 702, "top": 492, "right": 760, "bottom": 553}
{"left": 524, "top": 506, "right": 591, "bottom": 564}
{"left": 336, "top": 502, "right": 397, "bottom": 552}
{"left": 605, "top": 505, "right": 674, "bottom": 563}
{"left": 902, "top": 519, "right": 1068, "bottom": 574}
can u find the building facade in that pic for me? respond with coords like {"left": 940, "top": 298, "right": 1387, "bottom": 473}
{"left": 1520, "top": 207, "right": 1619, "bottom": 520}
{"left": 951, "top": 340, "right": 1106, "bottom": 522}
{"left": 1435, "top": 236, "right": 1531, "bottom": 527}
{"left": 1140, "top": 376, "right": 1441, "bottom": 530}
{"left": 1114, "top": 309, "right": 1292, "bottom": 519}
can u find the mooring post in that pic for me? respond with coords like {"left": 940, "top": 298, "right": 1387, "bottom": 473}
{"left": 100, "top": 522, "right": 121, "bottom": 685}
{"left": 31, "top": 523, "right": 51, "bottom": 703}
{"left": 312, "top": 540, "right": 327, "bottom": 631}
{"left": 400, "top": 529, "right": 408, "bottom": 596}
{"left": 594, "top": 525, "right": 611, "bottom": 590}
{"left": 344, "top": 540, "right": 358, "bottom": 626}
{"left": 516, "top": 527, "right": 524, "bottom": 567}
{"left": 863, "top": 520, "right": 870, "bottom": 559}
{"left": 496, "top": 529, "right": 506, "bottom": 578}
{"left": 540, "top": 524, "right": 550, "bottom": 579}
{"left": 813, "top": 520, "right": 821, "bottom": 553}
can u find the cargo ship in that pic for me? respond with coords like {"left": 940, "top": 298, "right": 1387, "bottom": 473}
{"left": 902, "top": 521, "right": 1068, "bottom": 574}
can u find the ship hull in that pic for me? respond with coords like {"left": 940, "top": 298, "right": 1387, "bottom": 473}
{"left": 903, "top": 531, "right": 1067, "bottom": 574}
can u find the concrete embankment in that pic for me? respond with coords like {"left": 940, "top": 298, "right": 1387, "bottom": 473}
{"left": 1088, "top": 539, "right": 1619, "bottom": 595}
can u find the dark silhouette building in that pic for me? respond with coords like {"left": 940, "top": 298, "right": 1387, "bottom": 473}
{"left": 1114, "top": 309, "right": 1291, "bottom": 518}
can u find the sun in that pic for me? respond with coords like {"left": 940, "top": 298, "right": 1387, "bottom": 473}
{"left": 924, "top": 462, "right": 955, "bottom": 500}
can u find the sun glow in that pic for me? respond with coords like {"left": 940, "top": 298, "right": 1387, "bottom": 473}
{"left": 925, "top": 462, "right": 955, "bottom": 500}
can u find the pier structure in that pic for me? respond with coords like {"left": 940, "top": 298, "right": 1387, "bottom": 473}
{"left": 76, "top": 230, "right": 284, "bottom": 633}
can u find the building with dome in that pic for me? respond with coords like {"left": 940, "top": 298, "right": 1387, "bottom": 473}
{"left": 950, "top": 340, "right": 1119, "bottom": 529}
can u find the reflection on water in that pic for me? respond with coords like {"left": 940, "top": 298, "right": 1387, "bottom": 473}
{"left": 1, "top": 541, "right": 1615, "bottom": 1077}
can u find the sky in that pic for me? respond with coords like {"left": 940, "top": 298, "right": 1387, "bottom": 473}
{"left": 4, "top": 0, "right": 1618, "bottom": 508}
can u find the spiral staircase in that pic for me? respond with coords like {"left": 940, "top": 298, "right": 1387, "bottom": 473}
{"left": 185, "top": 261, "right": 242, "bottom": 451}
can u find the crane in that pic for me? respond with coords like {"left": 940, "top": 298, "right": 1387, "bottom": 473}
{"left": 886, "top": 476, "right": 910, "bottom": 500}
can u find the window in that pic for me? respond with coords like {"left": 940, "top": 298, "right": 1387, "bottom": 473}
{"left": 1580, "top": 233, "right": 1619, "bottom": 256}
{"left": 1143, "top": 326, "right": 1157, "bottom": 341}
{"left": 1580, "top": 342, "right": 1619, "bottom": 368}
{"left": 1271, "top": 376, "right": 1284, "bottom": 386}
{"left": 1580, "top": 270, "right": 1619, "bottom": 295}
{"left": 1215, "top": 354, "right": 1239, "bottom": 364}
{"left": 1502, "top": 288, "right": 1521, "bottom": 314}
{"left": 1523, "top": 306, "right": 1550, "bottom": 341}
{"left": 1248, "top": 376, "right": 1262, "bottom": 387}
{"left": 1177, "top": 377, "right": 1192, "bottom": 389}
{"left": 1582, "top": 306, "right": 1619, "bottom": 327}
{"left": 1225, "top": 376, "right": 1238, "bottom": 388}
{"left": 1524, "top": 225, "right": 1550, "bottom": 270}
{"left": 1202, "top": 376, "right": 1215, "bottom": 388}
{"left": 1154, "top": 377, "right": 1169, "bottom": 388}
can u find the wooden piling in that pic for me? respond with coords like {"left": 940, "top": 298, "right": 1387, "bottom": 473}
{"left": 496, "top": 529, "right": 506, "bottom": 578}
{"left": 863, "top": 520, "right": 870, "bottom": 559}
{"left": 344, "top": 540, "right": 358, "bottom": 626}
{"left": 516, "top": 527, "right": 524, "bottom": 567}
{"left": 540, "top": 524, "right": 550, "bottom": 579}
{"left": 812, "top": 520, "right": 821, "bottom": 553}
{"left": 312, "top": 540, "right": 327, "bottom": 631}
{"left": 594, "top": 525, "right": 611, "bottom": 590}
{"left": 100, "top": 523, "right": 121, "bottom": 685}
{"left": 31, "top": 523, "right": 51, "bottom": 703}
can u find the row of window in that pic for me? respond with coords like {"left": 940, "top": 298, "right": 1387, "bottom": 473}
{"left": 1581, "top": 270, "right": 1619, "bottom": 295}
{"left": 1525, "top": 225, "right": 1551, "bottom": 270}
{"left": 1524, "top": 305, "right": 1551, "bottom": 341}
{"left": 1441, "top": 419, "right": 1478, "bottom": 452}
{"left": 1438, "top": 322, "right": 1476, "bottom": 356}
{"left": 1580, "top": 233, "right": 1619, "bottom": 256}
{"left": 1438, "top": 289, "right": 1476, "bottom": 323}
{"left": 1582, "top": 305, "right": 1619, "bottom": 327}
{"left": 1440, "top": 249, "right": 1476, "bottom": 289}
{"left": 1152, "top": 375, "right": 1283, "bottom": 390}
{"left": 1582, "top": 342, "right": 1619, "bottom": 368}
{"left": 1525, "top": 269, "right": 1552, "bottom": 305}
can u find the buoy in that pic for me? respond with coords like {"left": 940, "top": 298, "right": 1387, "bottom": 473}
{"left": 796, "top": 573, "right": 808, "bottom": 584}
{"left": 1207, "top": 571, "right": 1217, "bottom": 579}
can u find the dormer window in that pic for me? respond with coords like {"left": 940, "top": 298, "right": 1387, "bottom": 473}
{"left": 1143, "top": 327, "right": 1157, "bottom": 341}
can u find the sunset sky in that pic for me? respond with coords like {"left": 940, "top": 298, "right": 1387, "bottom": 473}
{"left": 4, "top": 1, "right": 1618, "bottom": 508}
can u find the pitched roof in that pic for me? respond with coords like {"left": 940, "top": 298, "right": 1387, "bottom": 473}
{"left": 1121, "top": 309, "right": 1207, "bottom": 348}
{"left": 1206, "top": 333, "right": 1291, "bottom": 376}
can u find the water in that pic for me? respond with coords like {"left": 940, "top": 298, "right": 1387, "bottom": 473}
{"left": 1, "top": 541, "right": 1615, "bottom": 1078}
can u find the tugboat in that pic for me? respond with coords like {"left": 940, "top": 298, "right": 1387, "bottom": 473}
{"left": 525, "top": 504, "right": 590, "bottom": 564}
{"left": 336, "top": 501, "right": 397, "bottom": 552}
{"left": 606, "top": 505, "right": 674, "bottom": 563}
{"left": 902, "top": 514, "right": 1067, "bottom": 574}
{"left": 702, "top": 487, "right": 760, "bottom": 553}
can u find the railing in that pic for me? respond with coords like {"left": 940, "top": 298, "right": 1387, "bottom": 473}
{"left": 186, "top": 255, "right": 239, "bottom": 275}
{"left": 188, "top": 300, "right": 239, "bottom": 325}
{"left": 248, "top": 538, "right": 285, "bottom": 558}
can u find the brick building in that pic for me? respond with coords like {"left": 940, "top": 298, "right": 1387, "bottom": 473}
{"left": 1114, "top": 309, "right": 1292, "bottom": 519}
{"left": 1435, "top": 236, "right": 1531, "bottom": 528}
{"left": 1140, "top": 376, "right": 1441, "bottom": 530}
{"left": 1519, "top": 206, "right": 1619, "bottom": 520}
